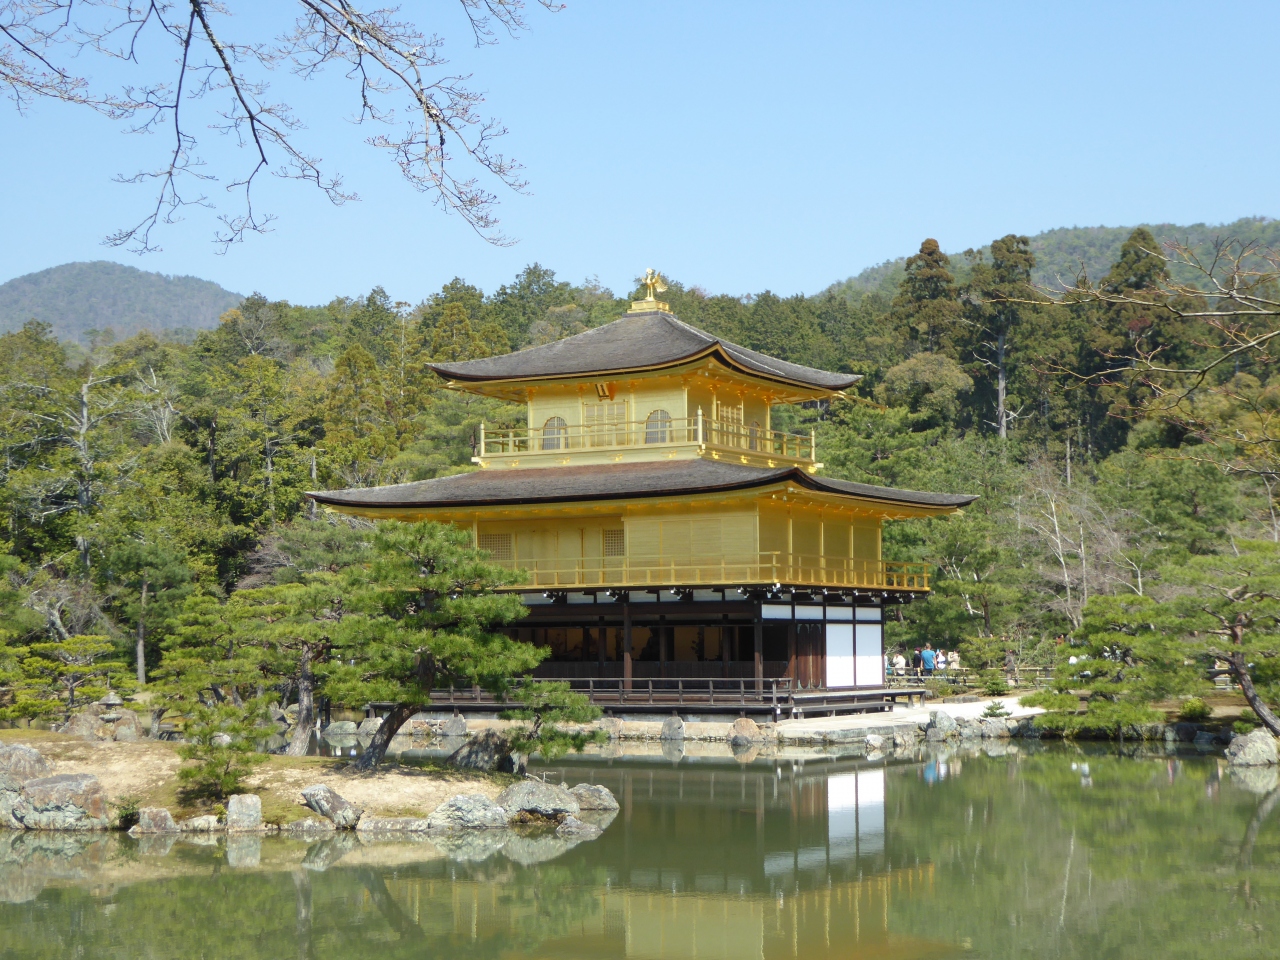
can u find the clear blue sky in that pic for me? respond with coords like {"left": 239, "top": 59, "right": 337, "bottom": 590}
{"left": 2, "top": 1, "right": 1275, "bottom": 305}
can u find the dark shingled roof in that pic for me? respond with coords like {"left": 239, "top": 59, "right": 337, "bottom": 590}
{"left": 428, "top": 310, "right": 860, "bottom": 392}
{"left": 309, "top": 459, "right": 976, "bottom": 511}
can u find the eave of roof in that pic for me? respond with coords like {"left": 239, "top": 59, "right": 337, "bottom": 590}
{"left": 307, "top": 460, "right": 976, "bottom": 512}
{"left": 427, "top": 311, "right": 860, "bottom": 394}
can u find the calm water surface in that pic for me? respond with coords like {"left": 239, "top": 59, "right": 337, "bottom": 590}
{"left": 1, "top": 743, "right": 1278, "bottom": 959}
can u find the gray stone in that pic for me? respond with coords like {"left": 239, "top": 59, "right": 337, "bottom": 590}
{"left": 1193, "top": 731, "right": 1219, "bottom": 748}
{"left": 210, "top": 733, "right": 233, "bottom": 747}
{"left": 957, "top": 719, "right": 983, "bottom": 740}
{"left": 556, "top": 815, "right": 603, "bottom": 839}
{"left": 864, "top": 734, "right": 889, "bottom": 752}
{"left": 980, "top": 719, "right": 1012, "bottom": 739}
{"left": 281, "top": 817, "right": 336, "bottom": 838}
{"left": 301, "top": 835, "right": 358, "bottom": 872}
{"left": 357, "top": 716, "right": 383, "bottom": 736}
{"left": 729, "top": 717, "right": 763, "bottom": 745}
{"left": 569, "top": 783, "right": 619, "bottom": 811}
{"left": 441, "top": 714, "right": 468, "bottom": 737}
{"left": 925, "top": 711, "right": 959, "bottom": 742}
{"left": 892, "top": 727, "right": 918, "bottom": 750}
{"left": 426, "top": 794, "right": 510, "bottom": 832}
{"left": 495, "top": 780, "right": 580, "bottom": 819}
{"left": 109, "top": 711, "right": 142, "bottom": 742}
{"left": 0, "top": 773, "right": 23, "bottom": 830}
{"left": 129, "top": 807, "right": 178, "bottom": 835}
{"left": 59, "top": 712, "right": 108, "bottom": 741}
{"left": 356, "top": 817, "right": 432, "bottom": 834}
{"left": 1174, "top": 722, "right": 1200, "bottom": 743}
{"left": 225, "top": 794, "right": 263, "bottom": 832}
{"left": 448, "top": 730, "right": 522, "bottom": 774}
{"left": 1227, "top": 729, "right": 1279, "bottom": 767}
{"left": 15, "top": 774, "right": 110, "bottom": 830}
{"left": 301, "top": 784, "right": 363, "bottom": 829}
{"left": 178, "top": 815, "right": 221, "bottom": 832}
{"left": 322, "top": 720, "right": 359, "bottom": 739}
{"left": 0, "top": 744, "right": 54, "bottom": 781}
{"left": 226, "top": 834, "right": 261, "bottom": 868}
{"left": 659, "top": 715, "right": 686, "bottom": 741}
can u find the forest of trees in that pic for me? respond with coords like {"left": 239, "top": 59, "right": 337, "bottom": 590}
{"left": 4, "top": 226, "right": 1280, "bottom": 741}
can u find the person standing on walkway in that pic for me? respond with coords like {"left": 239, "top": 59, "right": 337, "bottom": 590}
{"left": 935, "top": 649, "right": 948, "bottom": 675}
{"left": 911, "top": 648, "right": 923, "bottom": 678}
{"left": 892, "top": 651, "right": 907, "bottom": 677}
{"left": 922, "top": 644, "right": 936, "bottom": 677}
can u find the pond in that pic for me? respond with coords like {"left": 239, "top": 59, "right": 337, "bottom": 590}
{"left": 1, "top": 742, "right": 1278, "bottom": 959}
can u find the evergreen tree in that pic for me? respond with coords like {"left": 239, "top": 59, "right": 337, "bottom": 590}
{"left": 890, "top": 238, "right": 962, "bottom": 353}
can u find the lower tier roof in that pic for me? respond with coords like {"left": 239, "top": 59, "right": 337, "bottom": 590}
{"left": 308, "top": 459, "right": 976, "bottom": 512}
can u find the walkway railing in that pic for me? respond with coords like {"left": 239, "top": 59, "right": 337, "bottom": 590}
{"left": 494, "top": 553, "right": 930, "bottom": 592}
{"left": 479, "top": 413, "right": 815, "bottom": 464}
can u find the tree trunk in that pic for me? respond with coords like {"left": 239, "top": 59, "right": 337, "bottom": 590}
{"left": 1230, "top": 651, "right": 1280, "bottom": 737}
{"left": 350, "top": 702, "right": 416, "bottom": 771}
{"left": 285, "top": 648, "right": 316, "bottom": 757}
{"left": 150, "top": 707, "right": 167, "bottom": 739}
{"left": 136, "top": 580, "right": 148, "bottom": 685}
{"left": 996, "top": 329, "right": 1008, "bottom": 440}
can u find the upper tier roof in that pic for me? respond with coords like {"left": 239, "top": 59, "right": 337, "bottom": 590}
{"left": 428, "top": 310, "right": 860, "bottom": 392}
{"left": 309, "top": 459, "right": 976, "bottom": 511}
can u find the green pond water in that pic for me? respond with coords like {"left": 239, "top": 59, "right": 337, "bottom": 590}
{"left": 1, "top": 743, "right": 1278, "bottom": 959}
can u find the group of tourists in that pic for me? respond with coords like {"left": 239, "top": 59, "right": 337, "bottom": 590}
{"left": 887, "top": 643, "right": 960, "bottom": 680}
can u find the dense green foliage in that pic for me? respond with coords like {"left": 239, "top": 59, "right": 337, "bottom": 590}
{"left": 4, "top": 228, "right": 1280, "bottom": 734}
{"left": 0, "top": 261, "right": 243, "bottom": 343}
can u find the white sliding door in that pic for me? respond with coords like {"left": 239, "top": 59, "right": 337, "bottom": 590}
{"left": 825, "top": 623, "right": 854, "bottom": 688}
{"left": 854, "top": 623, "right": 883, "bottom": 687}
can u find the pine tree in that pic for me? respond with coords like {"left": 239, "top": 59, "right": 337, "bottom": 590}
{"left": 890, "top": 238, "right": 962, "bottom": 353}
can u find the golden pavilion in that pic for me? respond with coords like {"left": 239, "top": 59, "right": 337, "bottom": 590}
{"left": 311, "top": 276, "right": 974, "bottom": 715}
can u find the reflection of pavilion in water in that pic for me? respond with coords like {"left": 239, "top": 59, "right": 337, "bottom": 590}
{"left": 374, "top": 761, "right": 951, "bottom": 960}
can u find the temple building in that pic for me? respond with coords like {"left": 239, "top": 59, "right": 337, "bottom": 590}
{"left": 310, "top": 273, "right": 975, "bottom": 715}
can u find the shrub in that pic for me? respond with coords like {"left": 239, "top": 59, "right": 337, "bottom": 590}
{"left": 1234, "top": 719, "right": 1258, "bottom": 735}
{"left": 176, "top": 700, "right": 269, "bottom": 802}
{"left": 924, "top": 680, "right": 958, "bottom": 699}
{"left": 1179, "top": 697, "right": 1211, "bottom": 722}
{"left": 1019, "top": 691, "right": 1079, "bottom": 712}
{"left": 980, "top": 670, "right": 1009, "bottom": 697}
{"left": 982, "top": 701, "right": 1010, "bottom": 719}
{"left": 115, "top": 795, "right": 142, "bottom": 831}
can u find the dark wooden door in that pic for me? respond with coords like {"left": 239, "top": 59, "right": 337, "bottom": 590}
{"left": 795, "top": 623, "right": 824, "bottom": 689}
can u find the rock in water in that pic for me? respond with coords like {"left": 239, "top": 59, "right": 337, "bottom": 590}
{"left": 448, "top": 730, "right": 518, "bottom": 773}
{"left": 356, "top": 817, "right": 433, "bottom": 834}
{"left": 322, "top": 720, "right": 359, "bottom": 739}
{"left": 569, "top": 783, "right": 619, "bottom": 811}
{"left": 178, "top": 815, "right": 221, "bottom": 832}
{"left": 442, "top": 714, "right": 468, "bottom": 737}
{"left": 129, "top": 807, "right": 178, "bottom": 835}
{"left": 426, "top": 794, "right": 509, "bottom": 832}
{"left": 225, "top": 794, "right": 263, "bottom": 832}
{"left": 0, "top": 773, "right": 23, "bottom": 829}
{"left": 495, "top": 781, "right": 580, "bottom": 819}
{"left": 300, "top": 784, "right": 363, "bottom": 829}
{"left": 864, "top": 734, "right": 888, "bottom": 752}
{"left": 16, "top": 774, "right": 110, "bottom": 830}
{"left": 556, "top": 815, "right": 603, "bottom": 839}
{"left": 1227, "top": 729, "right": 1279, "bottom": 766}
{"left": 357, "top": 716, "right": 383, "bottom": 736}
{"left": 729, "top": 717, "right": 763, "bottom": 745}
{"left": 0, "top": 745, "right": 54, "bottom": 781}
{"left": 659, "top": 716, "right": 685, "bottom": 741}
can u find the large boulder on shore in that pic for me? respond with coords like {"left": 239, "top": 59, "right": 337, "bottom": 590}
{"left": 356, "top": 817, "right": 432, "bottom": 835}
{"left": 301, "top": 784, "right": 363, "bottom": 829}
{"left": 426, "top": 794, "right": 509, "bottom": 832}
{"left": 659, "top": 716, "right": 685, "bottom": 741}
{"left": 925, "top": 711, "right": 958, "bottom": 742}
{"left": 569, "top": 783, "right": 619, "bottom": 811}
{"left": 496, "top": 780, "right": 580, "bottom": 819}
{"left": 322, "top": 721, "right": 358, "bottom": 739}
{"left": 0, "top": 745, "right": 54, "bottom": 781}
{"left": 129, "top": 807, "right": 179, "bottom": 835}
{"left": 729, "top": 717, "right": 764, "bottom": 745}
{"left": 1227, "top": 729, "right": 1279, "bottom": 767}
{"left": 0, "top": 773, "right": 23, "bottom": 830}
{"left": 14, "top": 774, "right": 110, "bottom": 830}
{"left": 556, "top": 815, "right": 603, "bottom": 840}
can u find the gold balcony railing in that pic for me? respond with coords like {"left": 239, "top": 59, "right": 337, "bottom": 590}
{"left": 492, "top": 553, "right": 930, "bottom": 592}
{"left": 479, "top": 414, "right": 815, "bottom": 462}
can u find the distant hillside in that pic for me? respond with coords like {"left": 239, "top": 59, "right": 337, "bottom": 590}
{"left": 0, "top": 261, "right": 243, "bottom": 342}
{"left": 827, "top": 216, "right": 1280, "bottom": 300}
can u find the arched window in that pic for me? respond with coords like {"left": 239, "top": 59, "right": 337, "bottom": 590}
{"left": 541, "top": 416, "right": 567, "bottom": 451}
{"left": 645, "top": 409, "right": 672, "bottom": 444}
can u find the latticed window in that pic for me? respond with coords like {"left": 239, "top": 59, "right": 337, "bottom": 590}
{"left": 716, "top": 402, "right": 745, "bottom": 447}
{"left": 477, "top": 532, "right": 513, "bottom": 562}
{"left": 603, "top": 529, "right": 625, "bottom": 557}
{"left": 644, "top": 409, "right": 672, "bottom": 444}
{"left": 585, "top": 401, "right": 627, "bottom": 447}
{"left": 541, "top": 416, "right": 567, "bottom": 451}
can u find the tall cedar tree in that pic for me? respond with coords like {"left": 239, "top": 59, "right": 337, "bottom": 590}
{"left": 890, "top": 238, "right": 962, "bottom": 353}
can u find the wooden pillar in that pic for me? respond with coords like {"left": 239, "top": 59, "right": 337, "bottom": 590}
{"left": 659, "top": 614, "right": 667, "bottom": 678}
{"left": 753, "top": 609, "right": 763, "bottom": 692}
{"left": 598, "top": 616, "right": 606, "bottom": 670}
{"left": 787, "top": 620, "right": 797, "bottom": 684}
{"left": 623, "top": 602, "right": 633, "bottom": 691}
{"left": 721, "top": 617, "right": 730, "bottom": 678}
